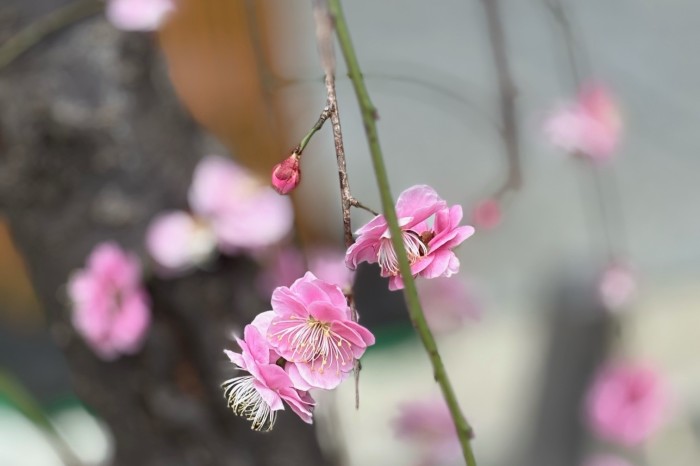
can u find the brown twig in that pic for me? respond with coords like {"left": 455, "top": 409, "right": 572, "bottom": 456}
{"left": 311, "top": 0, "right": 372, "bottom": 410}
{"left": 480, "top": 0, "right": 522, "bottom": 199}
{"left": 312, "top": 0, "right": 355, "bottom": 249}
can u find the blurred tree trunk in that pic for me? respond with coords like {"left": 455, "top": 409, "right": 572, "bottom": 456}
{"left": 0, "top": 1, "right": 331, "bottom": 465}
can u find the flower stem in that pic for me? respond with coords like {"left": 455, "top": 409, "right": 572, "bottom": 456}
{"left": 297, "top": 106, "right": 331, "bottom": 155}
{"left": 326, "top": 1, "right": 478, "bottom": 465}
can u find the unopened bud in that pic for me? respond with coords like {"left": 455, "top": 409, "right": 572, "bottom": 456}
{"left": 271, "top": 153, "right": 301, "bottom": 195}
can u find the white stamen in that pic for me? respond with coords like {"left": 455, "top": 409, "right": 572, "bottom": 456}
{"left": 377, "top": 230, "right": 429, "bottom": 276}
{"left": 269, "top": 317, "right": 353, "bottom": 375}
{"left": 221, "top": 376, "right": 276, "bottom": 431}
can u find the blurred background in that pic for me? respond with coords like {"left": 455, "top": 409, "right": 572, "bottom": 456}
{"left": 1, "top": 0, "right": 699, "bottom": 465}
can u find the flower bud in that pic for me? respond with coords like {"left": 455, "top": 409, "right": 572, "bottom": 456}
{"left": 271, "top": 153, "right": 301, "bottom": 195}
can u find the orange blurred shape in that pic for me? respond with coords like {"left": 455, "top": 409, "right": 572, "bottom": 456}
{"left": 158, "top": 0, "right": 292, "bottom": 176}
{"left": 0, "top": 220, "right": 42, "bottom": 326}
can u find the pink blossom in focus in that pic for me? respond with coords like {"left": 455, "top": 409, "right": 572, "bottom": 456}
{"left": 582, "top": 454, "right": 635, "bottom": 466}
{"left": 416, "top": 276, "right": 480, "bottom": 334}
{"left": 106, "top": 0, "right": 175, "bottom": 31}
{"left": 145, "top": 210, "right": 217, "bottom": 275}
{"left": 393, "top": 398, "right": 461, "bottom": 466}
{"left": 545, "top": 83, "right": 622, "bottom": 161}
{"left": 267, "top": 272, "right": 375, "bottom": 390}
{"left": 222, "top": 324, "right": 315, "bottom": 431}
{"left": 189, "top": 156, "right": 294, "bottom": 251}
{"left": 67, "top": 242, "right": 151, "bottom": 360}
{"left": 271, "top": 154, "right": 301, "bottom": 195}
{"left": 346, "top": 185, "right": 475, "bottom": 290}
{"left": 472, "top": 198, "right": 501, "bottom": 230}
{"left": 598, "top": 263, "right": 637, "bottom": 311}
{"left": 585, "top": 361, "right": 668, "bottom": 446}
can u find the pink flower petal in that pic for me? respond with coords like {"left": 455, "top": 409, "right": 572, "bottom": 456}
{"left": 106, "top": 0, "right": 175, "bottom": 32}
{"left": 145, "top": 211, "right": 216, "bottom": 275}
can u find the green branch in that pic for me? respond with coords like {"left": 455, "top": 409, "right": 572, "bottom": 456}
{"left": 326, "top": 1, "right": 477, "bottom": 465}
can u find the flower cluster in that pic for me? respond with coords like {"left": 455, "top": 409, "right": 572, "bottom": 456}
{"left": 222, "top": 272, "right": 375, "bottom": 430}
{"left": 345, "top": 185, "right": 475, "bottom": 290}
{"left": 147, "top": 156, "right": 293, "bottom": 275}
{"left": 67, "top": 243, "right": 151, "bottom": 360}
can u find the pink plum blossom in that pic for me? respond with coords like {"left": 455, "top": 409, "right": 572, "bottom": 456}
{"left": 585, "top": 361, "right": 668, "bottom": 447}
{"left": 106, "top": 0, "right": 175, "bottom": 31}
{"left": 145, "top": 210, "right": 217, "bottom": 275}
{"left": 222, "top": 324, "right": 315, "bottom": 431}
{"left": 271, "top": 153, "right": 301, "bottom": 195}
{"left": 416, "top": 276, "right": 480, "bottom": 334}
{"left": 266, "top": 272, "right": 375, "bottom": 390}
{"left": 472, "top": 198, "right": 502, "bottom": 230}
{"left": 393, "top": 397, "right": 461, "bottom": 466}
{"left": 345, "top": 185, "right": 475, "bottom": 290}
{"left": 582, "top": 455, "right": 635, "bottom": 466}
{"left": 545, "top": 83, "right": 622, "bottom": 161}
{"left": 67, "top": 242, "right": 151, "bottom": 360}
{"left": 598, "top": 262, "right": 637, "bottom": 311}
{"left": 189, "top": 156, "right": 294, "bottom": 252}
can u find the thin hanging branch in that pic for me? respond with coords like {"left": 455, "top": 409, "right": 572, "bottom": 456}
{"left": 0, "top": 0, "right": 102, "bottom": 70}
{"left": 324, "top": 0, "right": 478, "bottom": 464}
{"left": 542, "top": 0, "right": 627, "bottom": 262}
{"left": 480, "top": 0, "right": 522, "bottom": 198}
{"left": 542, "top": 0, "right": 586, "bottom": 86}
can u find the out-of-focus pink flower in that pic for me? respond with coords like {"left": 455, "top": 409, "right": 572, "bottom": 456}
{"left": 266, "top": 272, "right": 375, "bottom": 390}
{"left": 346, "top": 185, "right": 475, "bottom": 290}
{"left": 256, "top": 247, "right": 305, "bottom": 296}
{"left": 598, "top": 263, "right": 637, "bottom": 311}
{"left": 585, "top": 361, "right": 668, "bottom": 447}
{"left": 188, "top": 156, "right": 294, "bottom": 251}
{"left": 106, "top": 0, "right": 175, "bottom": 31}
{"left": 308, "top": 248, "right": 355, "bottom": 291}
{"left": 271, "top": 153, "right": 301, "bottom": 195}
{"left": 582, "top": 454, "right": 635, "bottom": 466}
{"left": 145, "top": 211, "right": 217, "bottom": 275}
{"left": 67, "top": 243, "right": 151, "bottom": 360}
{"left": 257, "top": 246, "right": 355, "bottom": 296}
{"left": 393, "top": 398, "right": 461, "bottom": 466}
{"left": 545, "top": 83, "right": 622, "bottom": 161}
{"left": 472, "top": 198, "right": 501, "bottom": 230}
{"left": 222, "top": 324, "right": 315, "bottom": 431}
{"left": 416, "top": 276, "right": 480, "bottom": 334}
